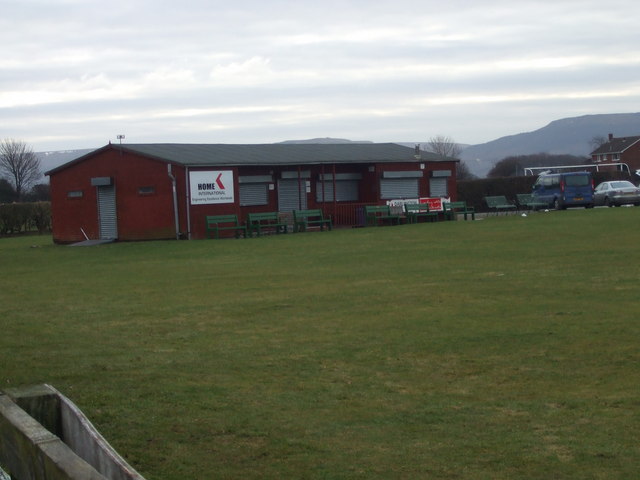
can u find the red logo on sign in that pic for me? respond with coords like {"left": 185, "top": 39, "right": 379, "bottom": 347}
{"left": 215, "top": 173, "right": 225, "bottom": 190}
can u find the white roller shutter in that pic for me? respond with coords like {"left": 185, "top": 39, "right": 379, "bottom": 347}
{"left": 239, "top": 183, "right": 268, "bottom": 206}
{"left": 97, "top": 185, "right": 118, "bottom": 239}
{"left": 429, "top": 178, "right": 448, "bottom": 197}
{"left": 380, "top": 179, "right": 419, "bottom": 199}
{"left": 278, "top": 179, "right": 307, "bottom": 212}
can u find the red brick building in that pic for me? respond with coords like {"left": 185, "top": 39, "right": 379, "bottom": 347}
{"left": 591, "top": 134, "right": 640, "bottom": 173}
{"left": 46, "top": 143, "right": 458, "bottom": 243}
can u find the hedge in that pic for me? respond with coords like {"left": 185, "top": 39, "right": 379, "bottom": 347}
{"left": 0, "top": 202, "right": 51, "bottom": 235}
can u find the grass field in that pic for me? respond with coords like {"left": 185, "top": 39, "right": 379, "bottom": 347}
{"left": 1, "top": 208, "right": 639, "bottom": 479}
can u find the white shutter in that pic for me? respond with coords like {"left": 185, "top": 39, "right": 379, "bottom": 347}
{"left": 429, "top": 178, "right": 448, "bottom": 197}
{"left": 97, "top": 185, "right": 118, "bottom": 239}
{"left": 278, "top": 180, "right": 307, "bottom": 212}
{"left": 380, "top": 179, "right": 419, "bottom": 199}
{"left": 239, "top": 183, "right": 268, "bottom": 206}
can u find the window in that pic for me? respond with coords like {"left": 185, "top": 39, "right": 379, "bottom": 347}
{"left": 138, "top": 186, "right": 155, "bottom": 195}
{"left": 565, "top": 174, "right": 589, "bottom": 187}
{"left": 67, "top": 190, "right": 83, "bottom": 198}
{"left": 316, "top": 180, "right": 359, "bottom": 202}
{"left": 316, "top": 173, "right": 361, "bottom": 202}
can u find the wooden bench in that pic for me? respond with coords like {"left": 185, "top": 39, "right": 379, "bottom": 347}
{"left": 364, "top": 205, "right": 401, "bottom": 226}
{"left": 516, "top": 193, "right": 547, "bottom": 211}
{"left": 484, "top": 196, "right": 516, "bottom": 214}
{"left": 443, "top": 201, "right": 475, "bottom": 221}
{"left": 205, "top": 214, "right": 248, "bottom": 239}
{"left": 404, "top": 203, "right": 438, "bottom": 224}
{"left": 293, "top": 209, "right": 332, "bottom": 232}
{"left": 246, "top": 212, "right": 288, "bottom": 237}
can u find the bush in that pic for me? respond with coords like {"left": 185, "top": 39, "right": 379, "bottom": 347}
{"left": 0, "top": 202, "right": 51, "bottom": 235}
{"left": 31, "top": 202, "right": 52, "bottom": 234}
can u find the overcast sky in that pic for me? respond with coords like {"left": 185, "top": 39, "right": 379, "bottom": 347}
{"left": 2, "top": 0, "right": 640, "bottom": 151}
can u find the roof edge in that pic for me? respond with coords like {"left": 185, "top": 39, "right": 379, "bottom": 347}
{"left": 46, "top": 142, "right": 457, "bottom": 174}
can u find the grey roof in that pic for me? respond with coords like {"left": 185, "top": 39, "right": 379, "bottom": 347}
{"left": 47, "top": 142, "right": 449, "bottom": 175}
{"left": 591, "top": 136, "right": 640, "bottom": 155}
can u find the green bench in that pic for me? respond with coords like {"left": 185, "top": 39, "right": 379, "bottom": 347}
{"left": 205, "top": 214, "right": 248, "bottom": 239}
{"left": 484, "top": 196, "right": 516, "bottom": 214}
{"left": 293, "top": 209, "right": 332, "bottom": 232}
{"left": 404, "top": 203, "right": 438, "bottom": 224}
{"left": 443, "top": 201, "right": 475, "bottom": 221}
{"left": 516, "top": 193, "right": 547, "bottom": 211}
{"left": 246, "top": 212, "right": 288, "bottom": 237}
{"left": 364, "top": 205, "right": 401, "bottom": 226}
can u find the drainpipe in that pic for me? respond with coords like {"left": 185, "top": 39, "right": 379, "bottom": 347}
{"left": 332, "top": 163, "right": 337, "bottom": 220}
{"left": 297, "top": 165, "right": 303, "bottom": 210}
{"left": 167, "top": 164, "right": 180, "bottom": 240}
{"left": 185, "top": 167, "right": 192, "bottom": 239}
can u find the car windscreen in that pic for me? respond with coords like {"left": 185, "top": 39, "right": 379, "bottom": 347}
{"left": 564, "top": 175, "right": 590, "bottom": 186}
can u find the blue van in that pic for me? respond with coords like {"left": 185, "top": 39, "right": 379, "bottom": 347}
{"left": 531, "top": 171, "right": 594, "bottom": 209}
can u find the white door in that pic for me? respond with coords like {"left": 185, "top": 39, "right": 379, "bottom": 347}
{"left": 97, "top": 185, "right": 118, "bottom": 239}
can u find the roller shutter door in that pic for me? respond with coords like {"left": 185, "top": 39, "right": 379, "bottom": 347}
{"left": 278, "top": 179, "right": 307, "bottom": 212}
{"left": 429, "top": 178, "right": 448, "bottom": 197}
{"left": 239, "top": 183, "right": 268, "bottom": 206}
{"left": 380, "top": 179, "right": 419, "bottom": 199}
{"left": 97, "top": 185, "right": 117, "bottom": 240}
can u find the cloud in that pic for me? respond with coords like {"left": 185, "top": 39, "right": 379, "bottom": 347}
{"left": 2, "top": 0, "right": 640, "bottom": 150}
{"left": 208, "top": 57, "right": 277, "bottom": 87}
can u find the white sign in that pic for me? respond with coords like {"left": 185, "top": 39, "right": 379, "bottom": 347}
{"left": 190, "top": 170, "right": 235, "bottom": 205}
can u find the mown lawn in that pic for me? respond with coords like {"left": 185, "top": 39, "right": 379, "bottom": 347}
{"left": 1, "top": 208, "right": 639, "bottom": 479}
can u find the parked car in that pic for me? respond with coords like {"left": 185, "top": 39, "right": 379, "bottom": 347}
{"left": 531, "top": 171, "right": 594, "bottom": 209}
{"left": 593, "top": 180, "right": 640, "bottom": 207}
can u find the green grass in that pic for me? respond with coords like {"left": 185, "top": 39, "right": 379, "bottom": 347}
{"left": 1, "top": 208, "right": 639, "bottom": 479}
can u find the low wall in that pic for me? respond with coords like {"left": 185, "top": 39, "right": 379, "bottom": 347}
{"left": 0, "top": 385, "right": 145, "bottom": 480}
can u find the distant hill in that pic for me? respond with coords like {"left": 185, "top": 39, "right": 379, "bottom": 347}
{"left": 37, "top": 149, "right": 94, "bottom": 179}
{"left": 460, "top": 113, "right": 640, "bottom": 177}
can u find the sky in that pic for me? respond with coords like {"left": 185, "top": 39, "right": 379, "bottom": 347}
{"left": 2, "top": 0, "right": 640, "bottom": 152}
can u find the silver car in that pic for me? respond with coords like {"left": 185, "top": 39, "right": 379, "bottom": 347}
{"left": 593, "top": 181, "right": 640, "bottom": 207}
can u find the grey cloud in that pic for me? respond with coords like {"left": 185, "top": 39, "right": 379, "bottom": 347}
{"left": 2, "top": 0, "right": 640, "bottom": 150}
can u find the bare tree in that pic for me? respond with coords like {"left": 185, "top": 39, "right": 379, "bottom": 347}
{"left": 0, "top": 139, "right": 41, "bottom": 201}
{"left": 427, "top": 135, "right": 461, "bottom": 160}
{"left": 589, "top": 135, "right": 607, "bottom": 152}
{"left": 456, "top": 160, "right": 476, "bottom": 180}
